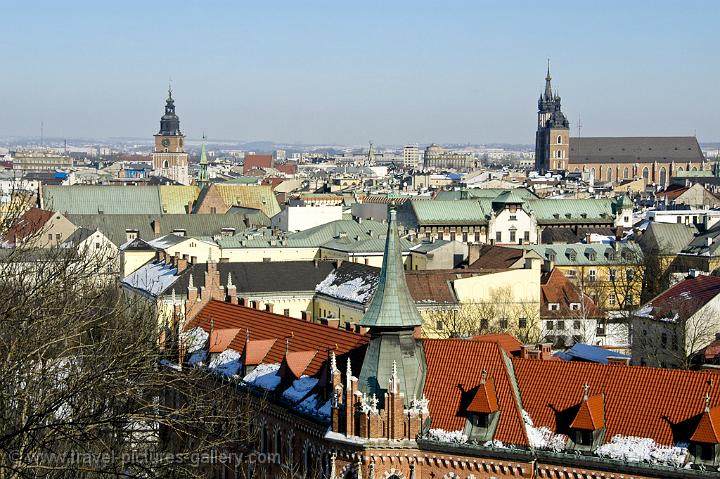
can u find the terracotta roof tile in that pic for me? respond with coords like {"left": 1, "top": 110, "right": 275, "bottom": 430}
{"left": 243, "top": 154, "right": 273, "bottom": 173}
{"left": 208, "top": 328, "right": 241, "bottom": 353}
{"left": 570, "top": 393, "right": 605, "bottom": 430}
{"left": 541, "top": 268, "right": 604, "bottom": 319}
{"left": 422, "top": 339, "right": 529, "bottom": 445}
{"left": 4, "top": 207, "right": 55, "bottom": 243}
{"left": 642, "top": 275, "right": 720, "bottom": 321}
{"left": 244, "top": 339, "right": 277, "bottom": 365}
{"left": 466, "top": 377, "right": 499, "bottom": 414}
{"left": 283, "top": 350, "right": 318, "bottom": 378}
{"left": 513, "top": 358, "right": 720, "bottom": 445}
{"left": 187, "top": 300, "right": 368, "bottom": 377}
{"left": 472, "top": 333, "right": 523, "bottom": 355}
{"left": 691, "top": 406, "right": 720, "bottom": 443}
{"left": 469, "top": 245, "right": 525, "bottom": 269}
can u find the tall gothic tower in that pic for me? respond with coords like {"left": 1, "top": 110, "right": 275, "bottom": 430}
{"left": 534, "top": 63, "right": 570, "bottom": 173}
{"left": 153, "top": 87, "right": 190, "bottom": 185}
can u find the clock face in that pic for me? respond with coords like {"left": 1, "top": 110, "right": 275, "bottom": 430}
{"left": 162, "top": 138, "right": 170, "bottom": 147}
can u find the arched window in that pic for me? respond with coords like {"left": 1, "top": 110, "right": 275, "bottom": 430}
{"left": 659, "top": 167, "right": 667, "bottom": 186}
{"left": 607, "top": 169, "right": 613, "bottom": 181}
{"left": 678, "top": 167, "right": 684, "bottom": 172}
{"left": 163, "top": 160, "right": 169, "bottom": 168}
{"left": 623, "top": 167, "right": 629, "bottom": 179}
{"left": 642, "top": 167, "right": 649, "bottom": 182}
{"left": 557, "top": 135, "right": 562, "bottom": 144}
{"left": 274, "top": 430, "right": 282, "bottom": 459}
{"left": 590, "top": 168, "right": 596, "bottom": 178}
{"left": 692, "top": 166, "right": 698, "bottom": 171}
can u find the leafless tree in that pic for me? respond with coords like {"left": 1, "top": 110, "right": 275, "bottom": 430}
{"left": 423, "top": 286, "right": 542, "bottom": 343}
{"left": 0, "top": 198, "right": 263, "bottom": 478}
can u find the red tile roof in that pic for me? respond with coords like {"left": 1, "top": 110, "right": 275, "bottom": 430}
{"left": 691, "top": 406, "right": 720, "bottom": 443}
{"left": 570, "top": 393, "right": 605, "bottom": 430}
{"left": 274, "top": 162, "right": 297, "bottom": 175}
{"left": 642, "top": 275, "right": 720, "bottom": 321}
{"left": 283, "top": 350, "right": 317, "bottom": 378}
{"left": 422, "top": 339, "right": 529, "bottom": 445}
{"left": 469, "top": 245, "right": 526, "bottom": 270}
{"left": 656, "top": 185, "right": 689, "bottom": 201}
{"left": 4, "top": 207, "right": 55, "bottom": 243}
{"left": 187, "top": 300, "right": 368, "bottom": 377}
{"left": 513, "top": 358, "right": 720, "bottom": 445}
{"left": 405, "top": 270, "right": 470, "bottom": 304}
{"left": 466, "top": 377, "right": 499, "bottom": 414}
{"left": 243, "top": 154, "right": 273, "bottom": 173}
{"left": 244, "top": 339, "right": 276, "bottom": 365}
{"left": 472, "top": 333, "right": 523, "bottom": 355}
{"left": 541, "top": 268, "right": 604, "bottom": 319}
{"left": 209, "top": 328, "right": 241, "bottom": 353}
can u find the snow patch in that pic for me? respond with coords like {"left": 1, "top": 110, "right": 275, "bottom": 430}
{"left": 427, "top": 428, "right": 468, "bottom": 444}
{"left": 209, "top": 349, "right": 242, "bottom": 377}
{"left": 243, "top": 363, "right": 281, "bottom": 390}
{"left": 181, "top": 327, "right": 208, "bottom": 353}
{"left": 282, "top": 376, "right": 319, "bottom": 402}
{"left": 122, "top": 261, "right": 179, "bottom": 296}
{"left": 596, "top": 435, "right": 688, "bottom": 467}
{"left": 522, "top": 409, "right": 567, "bottom": 452}
{"left": 315, "top": 270, "right": 378, "bottom": 303}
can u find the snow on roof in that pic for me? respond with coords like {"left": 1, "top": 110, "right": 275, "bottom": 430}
{"left": 209, "top": 349, "right": 242, "bottom": 377}
{"left": 315, "top": 269, "right": 379, "bottom": 304}
{"left": 596, "top": 435, "right": 688, "bottom": 467}
{"left": 522, "top": 409, "right": 566, "bottom": 452}
{"left": 243, "top": 363, "right": 281, "bottom": 391}
{"left": 282, "top": 376, "right": 319, "bottom": 403}
{"left": 182, "top": 327, "right": 208, "bottom": 354}
{"left": 122, "top": 260, "right": 179, "bottom": 296}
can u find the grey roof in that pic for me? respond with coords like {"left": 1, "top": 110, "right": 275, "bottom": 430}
{"left": 509, "top": 243, "right": 643, "bottom": 266}
{"left": 681, "top": 223, "right": 720, "bottom": 257}
{"left": 66, "top": 214, "right": 250, "bottom": 246}
{"left": 541, "top": 227, "right": 616, "bottom": 244}
{"left": 638, "top": 222, "right": 698, "bottom": 255}
{"left": 123, "top": 260, "right": 335, "bottom": 298}
{"left": 359, "top": 210, "right": 423, "bottom": 328}
{"left": 569, "top": 137, "right": 705, "bottom": 164}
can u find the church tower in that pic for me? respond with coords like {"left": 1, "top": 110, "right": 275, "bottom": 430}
{"left": 534, "top": 63, "right": 570, "bottom": 173}
{"left": 153, "top": 87, "right": 190, "bottom": 185}
{"left": 358, "top": 209, "right": 427, "bottom": 407}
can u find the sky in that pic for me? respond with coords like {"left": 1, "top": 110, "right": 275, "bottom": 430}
{"left": 0, "top": 0, "right": 718, "bottom": 145}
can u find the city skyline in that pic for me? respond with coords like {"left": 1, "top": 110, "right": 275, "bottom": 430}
{"left": 1, "top": 0, "right": 718, "bottom": 144}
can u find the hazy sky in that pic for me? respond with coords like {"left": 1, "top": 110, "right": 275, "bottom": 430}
{"left": 1, "top": 0, "right": 718, "bottom": 145}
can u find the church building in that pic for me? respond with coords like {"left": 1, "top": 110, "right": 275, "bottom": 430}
{"left": 534, "top": 67, "right": 708, "bottom": 188}
{"left": 152, "top": 87, "right": 190, "bottom": 185}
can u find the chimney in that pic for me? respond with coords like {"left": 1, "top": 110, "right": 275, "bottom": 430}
{"left": 615, "top": 226, "right": 624, "bottom": 241}
{"left": 468, "top": 243, "right": 481, "bottom": 266}
{"left": 186, "top": 200, "right": 193, "bottom": 214}
{"left": 607, "top": 356, "right": 630, "bottom": 366}
{"left": 301, "top": 311, "right": 311, "bottom": 322}
{"left": 226, "top": 273, "right": 237, "bottom": 304}
{"left": 176, "top": 257, "right": 188, "bottom": 273}
{"left": 689, "top": 269, "right": 699, "bottom": 278}
{"left": 322, "top": 318, "right": 340, "bottom": 328}
{"left": 152, "top": 219, "right": 161, "bottom": 235}
{"left": 520, "top": 344, "right": 531, "bottom": 360}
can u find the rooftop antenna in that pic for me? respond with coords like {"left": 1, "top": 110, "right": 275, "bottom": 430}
{"left": 577, "top": 113, "right": 583, "bottom": 137}
{"left": 40, "top": 121, "right": 44, "bottom": 147}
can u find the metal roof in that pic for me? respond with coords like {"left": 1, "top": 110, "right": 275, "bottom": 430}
{"left": 569, "top": 136, "right": 705, "bottom": 164}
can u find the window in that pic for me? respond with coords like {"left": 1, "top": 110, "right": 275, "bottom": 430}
{"left": 449, "top": 233, "right": 455, "bottom": 241}
{"left": 462, "top": 232, "right": 468, "bottom": 242}
{"left": 518, "top": 318, "right": 527, "bottom": 329}
{"left": 210, "top": 206, "right": 217, "bottom": 214}
{"left": 438, "top": 232, "right": 444, "bottom": 240}
{"left": 626, "top": 269, "right": 635, "bottom": 281}
{"left": 623, "top": 167, "right": 629, "bottom": 179}
{"left": 546, "top": 320, "right": 554, "bottom": 330}
{"left": 549, "top": 303, "right": 560, "bottom": 311}
{"left": 495, "top": 231, "right": 502, "bottom": 242}
{"left": 499, "top": 318, "right": 509, "bottom": 329}
{"left": 608, "top": 294, "right": 616, "bottom": 306}
{"left": 510, "top": 230, "right": 516, "bottom": 242}
{"left": 661, "top": 332, "right": 668, "bottom": 347}
{"left": 589, "top": 269, "right": 597, "bottom": 282}
{"left": 436, "top": 320, "right": 444, "bottom": 331}
{"left": 48, "top": 234, "right": 53, "bottom": 241}
{"left": 609, "top": 269, "right": 617, "bottom": 281}
{"left": 480, "top": 319, "right": 489, "bottom": 330}
{"left": 283, "top": 309, "right": 290, "bottom": 317}
{"left": 95, "top": 242, "right": 101, "bottom": 249}
{"left": 698, "top": 443, "right": 715, "bottom": 461}
{"left": 474, "top": 232, "right": 480, "bottom": 242}
{"left": 509, "top": 215, "right": 517, "bottom": 221}
{"left": 557, "top": 135, "right": 562, "bottom": 144}
{"left": 473, "top": 414, "right": 489, "bottom": 428}
{"left": 557, "top": 320, "right": 565, "bottom": 330}
{"left": 524, "top": 231, "right": 530, "bottom": 241}
{"left": 576, "top": 429, "right": 593, "bottom": 446}
{"left": 55, "top": 234, "right": 61, "bottom": 241}
{"left": 570, "top": 303, "right": 580, "bottom": 311}
{"left": 574, "top": 320, "right": 581, "bottom": 330}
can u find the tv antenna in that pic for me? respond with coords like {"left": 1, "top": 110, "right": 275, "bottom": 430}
{"left": 577, "top": 113, "right": 583, "bottom": 137}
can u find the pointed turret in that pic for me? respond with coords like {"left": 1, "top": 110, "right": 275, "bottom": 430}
{"left": 358, "top": 209, "right": 427, "bottom": 406}
{"left": 544, "top": 59, "right": 553, "bottom": 100}
{"left": 359, "top": 209, "right": 423, "bottom": 328}
{"left": 198, "top": 135, "right": 209, "bottom": 187}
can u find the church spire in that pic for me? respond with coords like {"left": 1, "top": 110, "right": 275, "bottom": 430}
{"left": 197, "top": 134, "right": 209, "bottom": 187}
{"left": 544, "top": 58, "right": 553, "bottom": 100}
{"left": 358, "top": 209, "right": 423, "bottom": 328}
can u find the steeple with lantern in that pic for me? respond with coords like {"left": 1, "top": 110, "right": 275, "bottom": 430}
{"left": 152, "top": 83, "right": 190, "bottom": 185}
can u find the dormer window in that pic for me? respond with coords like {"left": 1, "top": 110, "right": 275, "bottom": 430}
{"left": 549, "top": 303, "right": 560, "bottom": 311}
{"left": 570, "top": 303, "right": 581, "bottom": 311}
{"left": 173, "top": 229, "right": 186, "bottom": 237}
{"left": 464, "top": 371, "right": 500, "bottom": 442}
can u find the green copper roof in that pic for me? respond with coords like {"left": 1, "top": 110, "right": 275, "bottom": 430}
{"left": 492, "top": 189, "right": 526, "bottom": 205}
{"left": 358, "top": 210, "right": 423, "bottom": 328}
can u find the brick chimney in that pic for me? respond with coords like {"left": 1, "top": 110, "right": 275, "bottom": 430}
{"left": 176, "top": 257, "right": 188, "bottom": 274}
{"left": 226, "top": 273, "right": 237, "bottom": 304}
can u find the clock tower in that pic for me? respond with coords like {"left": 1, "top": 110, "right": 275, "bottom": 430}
{"left": 152, "top": 87, "right": 190, "bottom": 185}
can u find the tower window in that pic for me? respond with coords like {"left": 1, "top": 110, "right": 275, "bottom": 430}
{"left": 557, "top": 135, "right": 562, "bottom": 144}
{"left": 163, "top": 160, "right": 169, "bottom": 168}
